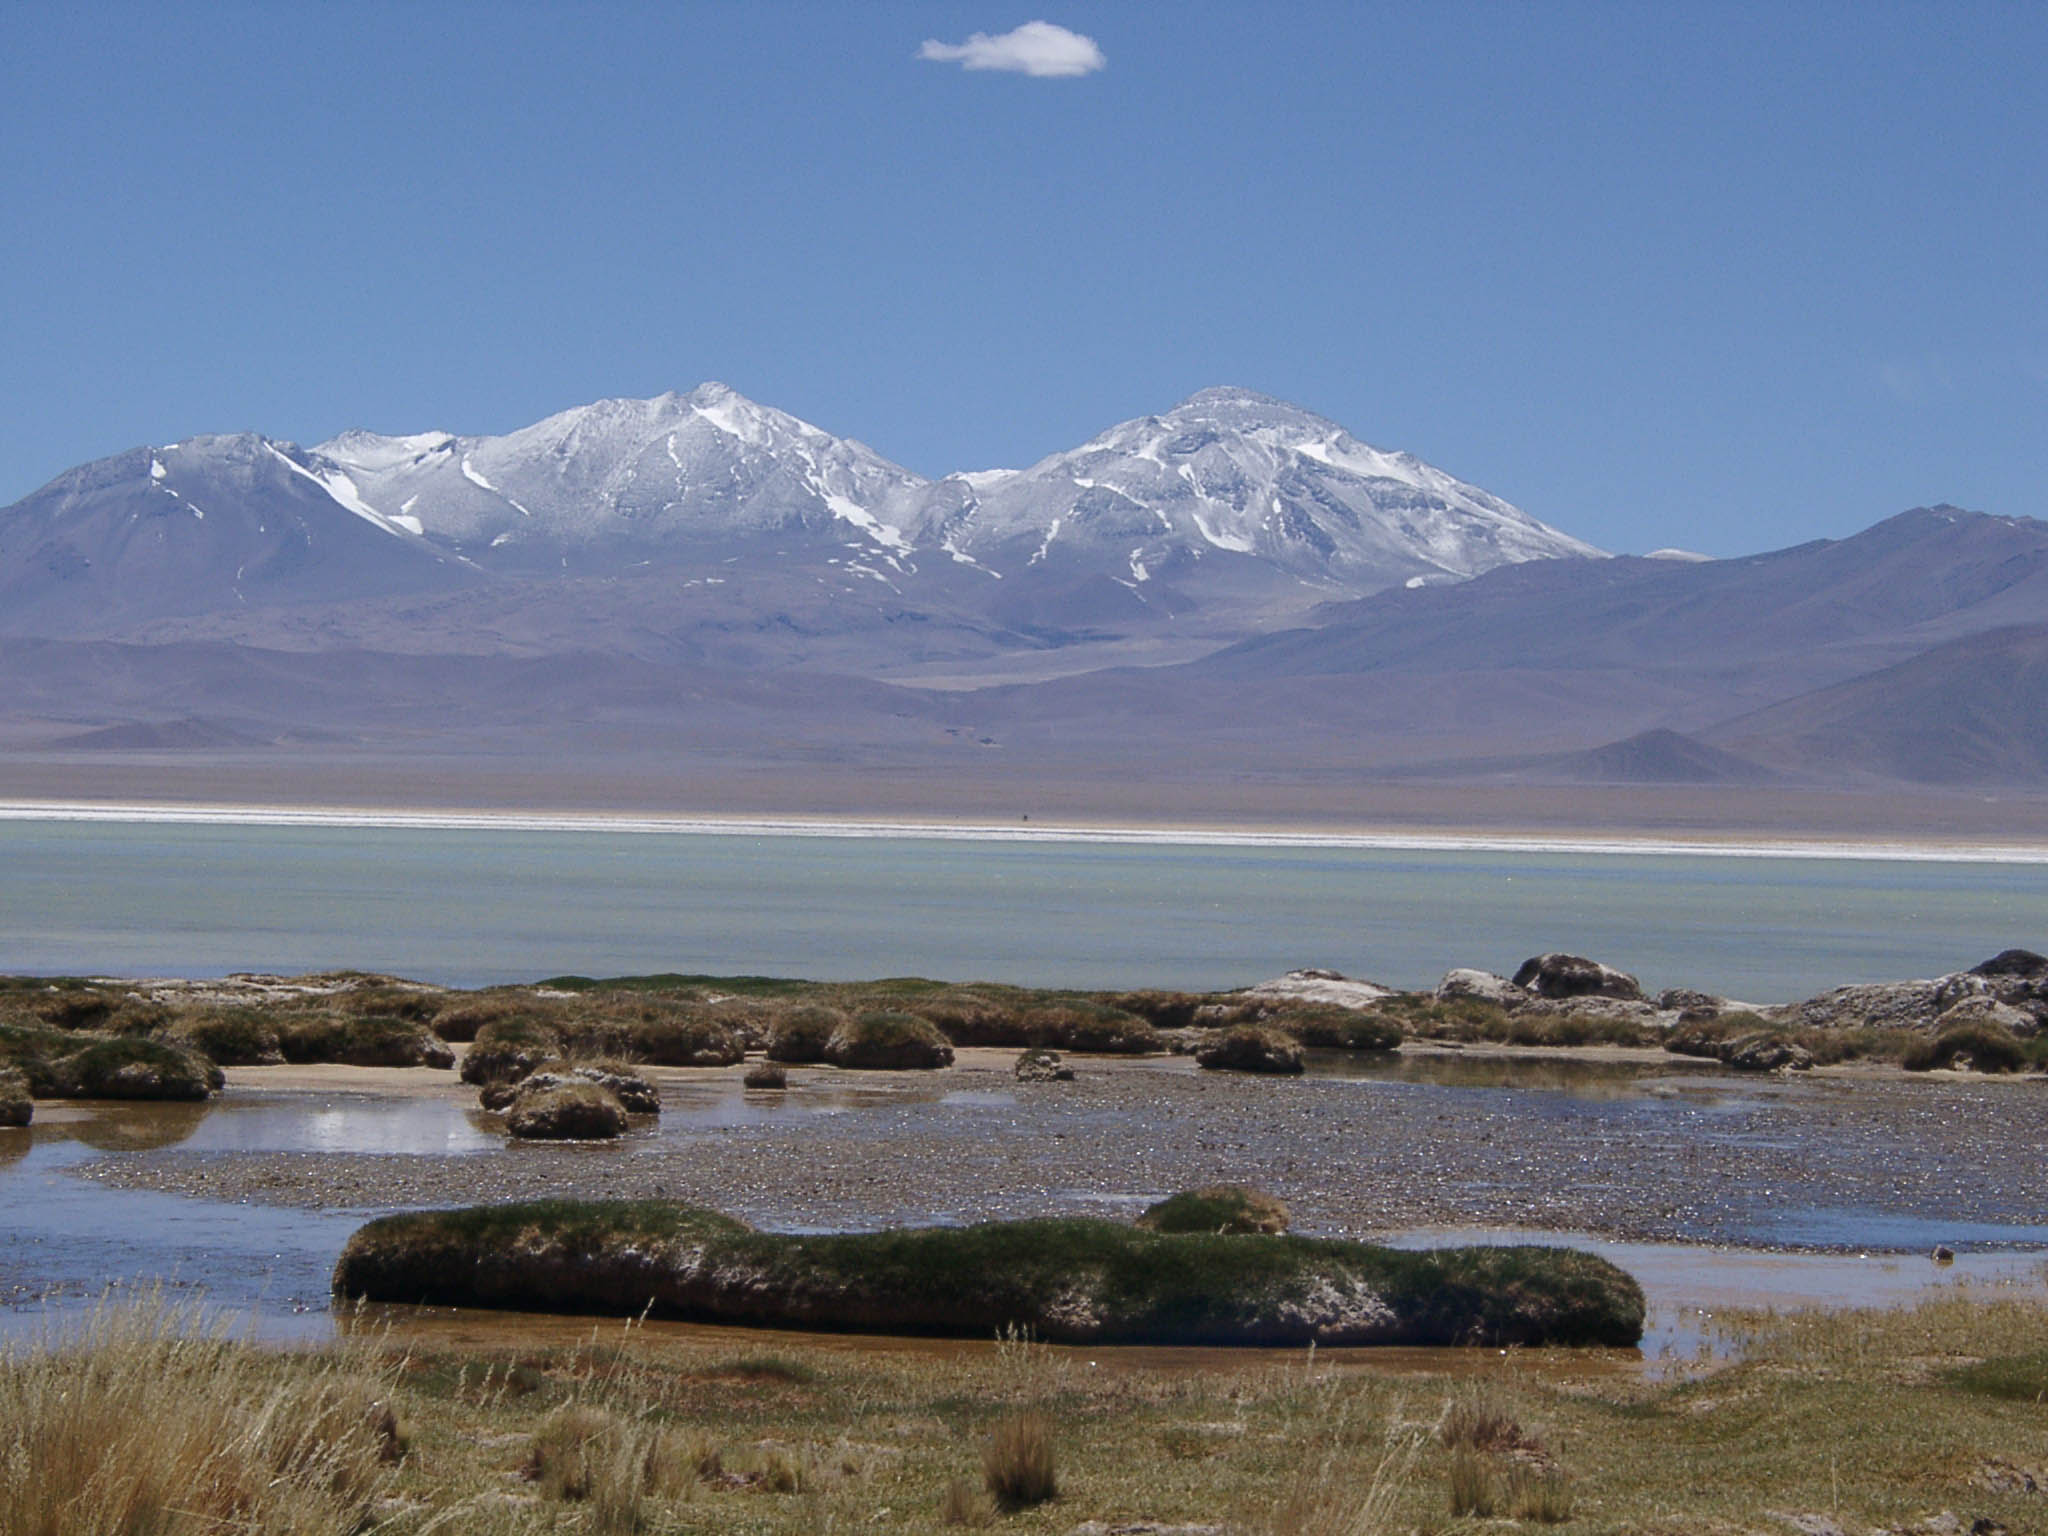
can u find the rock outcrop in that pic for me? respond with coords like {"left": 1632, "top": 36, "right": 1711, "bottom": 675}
{"left": 1435, "top": 969, "right": 1527, "bottom": 1007}
{"left": 1241, "top": 970, "right": 1395, "bottom": 1010}
{"left": 1511, "top": 954, "right": 1645, "bottom": 1002}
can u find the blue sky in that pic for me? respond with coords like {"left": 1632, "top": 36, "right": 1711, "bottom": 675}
{"left": 2, "top": 2, "right": 2042, "bottom": 555}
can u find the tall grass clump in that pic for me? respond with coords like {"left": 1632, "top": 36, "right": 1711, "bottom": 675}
{"left": 1445, "top": 1446, "right": 1496, "bottom": 1517}
{"left": 1507, "top": 1462, "right": 1575, "bottom": 1523}
{"left": 0, "top": 1296, "right": 401, "bottom": 1536}
{"left": 1259, "top": 1392, "right": 1421, "bottom": 1536}
{"left": 983, "top": 1411, "right": 1058, "bottom": 1509}
{"left": 526, "top": 1400, "right": 700, "bottom": 1532}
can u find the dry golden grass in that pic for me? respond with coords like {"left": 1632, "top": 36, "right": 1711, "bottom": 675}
{"left": 0, "top": 1295, "right": 400, "bottom": 1536}
{"left": 982, "top": 1411, "right": 1057, "bottom": 1509}
{"left": 10, "top": 1287, "right": 2048, "bottom": 1534}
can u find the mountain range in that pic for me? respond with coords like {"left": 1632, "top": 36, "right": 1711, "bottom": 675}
{"left": 0, "top": 385, "right": 1592, "bottom": 678}
{"left": 3, "top": 384, "right": 2045, "bottom": 806}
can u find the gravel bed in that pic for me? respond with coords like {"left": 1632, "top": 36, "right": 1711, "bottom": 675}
{"left": 76, "top": 1054, "right": 2048, "bottom": 1250}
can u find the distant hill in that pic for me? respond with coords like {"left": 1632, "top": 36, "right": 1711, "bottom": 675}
{"left": 1528, "top": 729, "right": 1782, "bottom": 786}
{"left": 1720, "top": 625, "right": 2048, "bottom": 785}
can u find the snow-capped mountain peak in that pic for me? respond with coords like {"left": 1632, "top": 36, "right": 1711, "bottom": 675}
{"left": 316, "top": 383, "right": 929, "bottom": 566}
{"left": 912, "top": 386, "right": 1601, "bottom": 588}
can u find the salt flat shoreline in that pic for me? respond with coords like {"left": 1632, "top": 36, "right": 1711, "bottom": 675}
{"left": 5, "top": 796, "right": 2048, "bottom": 864}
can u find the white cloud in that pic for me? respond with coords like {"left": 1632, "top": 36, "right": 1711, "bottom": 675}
{"left": 918, "top": 20, "right": 1106, "bottom": 78}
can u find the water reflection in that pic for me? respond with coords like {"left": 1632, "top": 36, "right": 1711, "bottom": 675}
{"left": 60, "top": 1101, "right": 215, "bottom": 1153}
{"left": 1303, "top": 1048, "right": 1725, "bottom": 1100}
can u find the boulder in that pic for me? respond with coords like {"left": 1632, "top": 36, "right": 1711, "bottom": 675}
{"left": 0, "top": 1065, "right": 30, "bottom": 1127}
{"left": 1436, "top": 969, "right": 1527, "bottom": 1007}
{"left": 1934, "top": 996, "right": 2039, "bottom": 1039}
{"left": 503, "top": 1078, "right": 630, "bottom": 1141}
{"left": 566, "top": 1065, "right": 661, "bottom": 1114}
{"left": 1194, "top": 1026, "right": 1304, "bottom": 1075}
{"left": 742, "top": 1061, "right": 788, "bottom": 1090}
{"left": 1655, "top": 987, "right": 1724, "bottom": 1014}
{"left": 1014, "top": 1048, "right": 1075, "bottom": 1083}
{"left": 1723, "top": 1033, "right": 1814, "bottom": 1072}
{"left": 1970, "top": 949, "right": 2048, "bottom": 980}
{"left": 1241, "top": 970, "right": 1395, "bottom": 1010}
{"left": 1510, "top": 954, "right": 1644, "bottom": 1003}
{"left": 1515, "top": 995, "right": 1663, "bottom": 1026}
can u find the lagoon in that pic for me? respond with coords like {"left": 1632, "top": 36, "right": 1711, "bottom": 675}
{"left": 1, "top": 815, "right": 2043, "bottom": 998}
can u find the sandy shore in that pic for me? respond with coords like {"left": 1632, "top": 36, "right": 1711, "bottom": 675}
{"left": 6, "top": 795, "right": 2048, "bottom": 862}
{"left": 76, "top": 1047, "right": 2048, "bottom": 1251}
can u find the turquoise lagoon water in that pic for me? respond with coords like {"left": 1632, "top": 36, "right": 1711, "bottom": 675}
{"left": 0, "top": 817, "right": 2042, "bottom": 998}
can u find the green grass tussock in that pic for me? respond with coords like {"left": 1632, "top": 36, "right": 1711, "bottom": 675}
{"left": 1943, "top": 1348, "right": 2048, "bottom": 1402}
{"left": 334, "top": 1199, "right": 1645, "bottom": 1348}
{"left": 1137, "top": 1185, "right": 1291, "bottom": 1235}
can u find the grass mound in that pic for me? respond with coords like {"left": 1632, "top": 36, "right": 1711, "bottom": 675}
{"left": 555, "top": 996, "right": 750, "bottom": 1066}
{"left": 1901, "top": 1020, "right": 2032, "bottom": 1073}
{"left": 1103, "top": 990, "right": 1206, "bottom": 1030}
{"left": 0, "top": 1025, "right": 221, "bottom": 1100}
{"left": 333, "top": 1199, "right": 1645, "bottom": 1347}
{"left": 429, "top": 992, "right": 566, "bottom": 1044}
{"left": 276, "top": 1012, "right": 455, "bottom": 1069}
{"left": 1943, "top": 1349, "right": 2048, "bottom": 1401}
{"left": 0, "top": 1064, "right": 29, "bottom": 1126}
{"left": 908, "top": 992, "right": 1161, "bottom": 1053}
{"left": 825, "top": 1012, "right": 955, "bottom": 1070}
{"left": 461, "top": 1017, "right": 565, "bottom": 1085}
{"left": 1268, "top": 1005, "right": 1404, "bottom": 1052}
{"left": 166, "top": 1007, "right": 285, "bottom": 1066}
{"left": 766, "top": 1004, "right": 845, "bottom": 1063}
{"left": 1137, "top": 1185, "right": 1290, "bottom": 1235}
